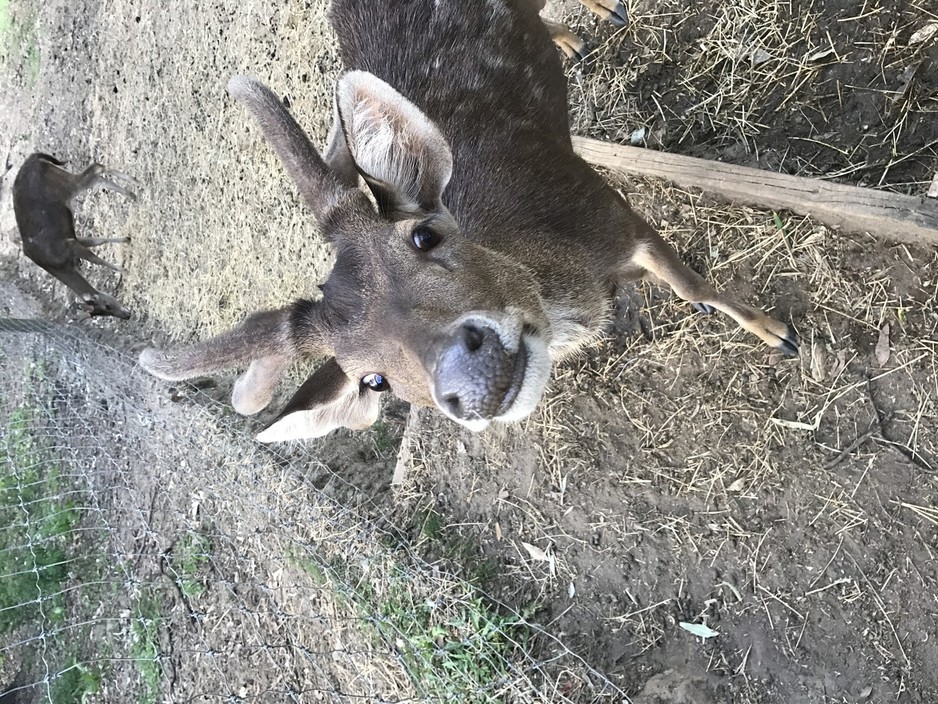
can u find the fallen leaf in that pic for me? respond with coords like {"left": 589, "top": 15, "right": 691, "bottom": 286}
{"left": 750, "top": 47, "right": 772, "bottom": 65}
{"left": 679, "top": 622, "right": 720, "bottom": 639}
{"left": 770, "top": 417, "right": 817, "bottom": 431}
{"left": 806, "top": 47, "right": 836, "bottom": 62}
{"left": 727, "top": 477, "right": 747, "bottom": 492}
{"left": 874, "top": 324, "right": 890, "bottom": 366}
{"left": 910, "top": 21, "right": 938, "bottom": 45}
{"left": 810, "top": 343, "right": 827, "bottom": 382}
{"left": 717, "top": 581, "right": 743, "bottom": 601}
{"left": 828, "top": 349, "right": 849, "bottom": 379}
{"left": 521, "top": 542, "right": 550, "bottom": 563}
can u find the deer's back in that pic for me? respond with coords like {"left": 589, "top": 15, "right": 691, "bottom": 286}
{"left": 330, "top": 1, "right": 613, "bottom": 236}
{"left": 13, "top": 155, "right": 78, "bottom": 266}
{"left": 331, "top": 0, "right": 570, "bottom": 144}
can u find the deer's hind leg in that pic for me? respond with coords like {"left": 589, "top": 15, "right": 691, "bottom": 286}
{"left": 71, "top": 164, "right": 141, "bottom": 201}
{"left": 73, "top": 242, "right": 124, "bottom": 273}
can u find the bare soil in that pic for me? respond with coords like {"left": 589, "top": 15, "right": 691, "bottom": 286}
{"left": 400, "top": 173, "right": 938, "bottom": 701}
{"left": 1, "top": 0, "right": 936, "bottom": 702}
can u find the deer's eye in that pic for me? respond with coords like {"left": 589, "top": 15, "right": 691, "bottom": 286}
{"left": 361, "top": 373, "right": 390, "bottom": 392}
{"left": 411, "top": 227, "right": 442, "bottom": 252}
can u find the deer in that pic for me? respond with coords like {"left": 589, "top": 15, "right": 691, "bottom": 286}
{"left": 12, "top": 153, "right": 139, "bottom": 319}
{"left": 139, "top": 0, "right": 798, "bottom": 442}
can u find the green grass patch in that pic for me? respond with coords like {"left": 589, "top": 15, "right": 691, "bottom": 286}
{"left": 375, "top": 574, "right": 528, "bottom": 703}
{"left": 47, "top": 658, "right": 102, "bottom": 704}
{"left": 0, "top": 404, "right": 80, "bottom": 635}
{"left": 412, "top": 507, "right": 501, "bottom": 585}
{"left": 1, "top": 370, "right": 113, "bottom": 703}
{"left": 291, "top": 547, "right": 529, "bottom": 703}
{"left": 367, "top": 419, "right": 402, "bottom": 458}
{"left": 289, "top": 549, "right": 328, "bottom": 588}
{"left": 171, "top": 531, "right": 211, "bottom": 599}
{"left": 0, "top": 0, "right": 41, "bottom": 87}
{"left": 0, "top": 0, "right": 11, "bottom": 38}
{"left": 130, "top": 594, "right": 163, "bottom": 704}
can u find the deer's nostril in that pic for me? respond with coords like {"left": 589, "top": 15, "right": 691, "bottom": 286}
{"left": 462, "top": 325, "right": 485, "bottom": 353}
{"left": 443, "top": 394, "right": 461, "bottom": 415}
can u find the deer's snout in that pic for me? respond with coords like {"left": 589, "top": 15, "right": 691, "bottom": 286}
{"left": 434, "top": 323, "right": 527, "bottom": 422}
{"left": 85, "top": 293, "right": 132, "bottom": 319}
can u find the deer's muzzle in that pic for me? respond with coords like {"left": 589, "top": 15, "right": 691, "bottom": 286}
{"left": 433, "top": 322, "right": 528, "bottom": 421}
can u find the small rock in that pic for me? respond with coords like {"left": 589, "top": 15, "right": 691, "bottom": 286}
{"left": 632, "top": 669, "right": 723, "bottom": 704}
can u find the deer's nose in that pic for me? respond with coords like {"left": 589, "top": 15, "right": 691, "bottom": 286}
{"left": 434, "top": 323, "right": 514, "bottom": 420}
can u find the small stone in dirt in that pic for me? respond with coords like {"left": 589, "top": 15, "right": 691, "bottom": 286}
{"left": 874, "top": 324, "right": 891, "bottom": 367}
{"left": 632, "top": 669, "right": 723, "bottom": 704}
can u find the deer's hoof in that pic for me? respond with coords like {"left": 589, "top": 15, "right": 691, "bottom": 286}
{"left": 776, "top": 325, "right": 799, "bottom": 357}
{"left": 606, "top": 1, "right": 628, "bottom": 28}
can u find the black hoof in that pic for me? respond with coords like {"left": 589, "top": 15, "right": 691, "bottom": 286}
{"left": 574, "top": 43, "right": 592, "bottom": 63}
{"left": 692, "top": 302, "right": 716, "bottom": 315}
{"left": 607, "top": 1, "right": 629, "bottom": 28}
{"left": 777, "top": 325, "right": 799, "bottom": 357}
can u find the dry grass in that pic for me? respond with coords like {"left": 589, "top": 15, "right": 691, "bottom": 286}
{"left": 561, "top": 0, "right": 938, "bottom": 191}
{"left": 1, "top": 0, "right": 342, "bottom": 344}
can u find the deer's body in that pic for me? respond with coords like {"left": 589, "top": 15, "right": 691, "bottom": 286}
{"left": 333, "top": 0, "right": 632, "bottom": 357}
{"left": 13, "top": 153, "right": 138, "bottom": 319}
{"left": 141, "top": 0, "right": 797, "bottom": 441}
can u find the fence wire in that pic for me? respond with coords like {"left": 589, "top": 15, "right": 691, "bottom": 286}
{"left": 0, "top": 317, "right": 629, "bottom": 704}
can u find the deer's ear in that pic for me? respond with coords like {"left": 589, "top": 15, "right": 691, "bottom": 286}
{"left": 323, "top": 100, "right": 361, "bottom": 189}
{"left": 230, "top": 354, "right": 291, "bottom": 415}
{"left": 256, "top": 357, "right": 381, "bottom": 442}
{"left": 334, "top": 70, "right": 453, "bottom": 217}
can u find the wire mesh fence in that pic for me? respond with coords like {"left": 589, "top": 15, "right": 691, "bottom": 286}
{"left": 0, "top": 317, "right": 628, "bottom": 703}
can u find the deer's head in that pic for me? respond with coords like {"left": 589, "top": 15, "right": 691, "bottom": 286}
{"left": 140, "top": 74, "right": 555, "bottom": 440}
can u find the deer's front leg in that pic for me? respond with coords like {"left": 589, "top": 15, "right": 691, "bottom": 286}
{"left": 622, "top": 227, "right": 799, "bottom": 356}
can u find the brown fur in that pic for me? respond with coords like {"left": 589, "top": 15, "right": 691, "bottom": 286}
{"left": 140, "top": 0, "right": 797, "bottom": 441}
{"left": 13, "top": 153, "right": 139, "bottom": 319}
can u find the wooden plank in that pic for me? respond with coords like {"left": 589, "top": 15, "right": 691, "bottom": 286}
{"left": 572, "top": 136, "right": 938, "bottom": 247}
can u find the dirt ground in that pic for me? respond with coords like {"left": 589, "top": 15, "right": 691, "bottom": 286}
{"left": 1, "top": 0, "right": 937, "bottom": 702}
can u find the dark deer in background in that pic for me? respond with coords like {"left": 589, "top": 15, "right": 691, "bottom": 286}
{"left": 13, "top": 153, "right": 138, "bottom": 319}
{"left": 140, "top": 0, "right": 797, "bottom": 441}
